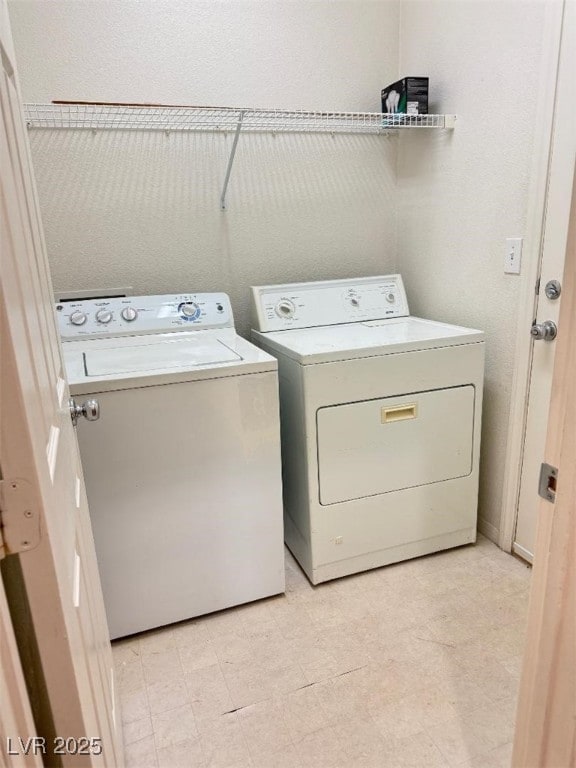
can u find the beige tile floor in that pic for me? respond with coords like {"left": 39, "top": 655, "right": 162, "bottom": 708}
{"left": 114, "top": 536, "right": 531, "bottom": 768}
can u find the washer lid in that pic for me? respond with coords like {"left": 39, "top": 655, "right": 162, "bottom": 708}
{"left": 252, "top": 316, "right": 484, "bottom": 364}
{"left": 63, "top": 329, "right": 278, "bottom": 394}
{"left": 84, "top": 337, "right": 241, "bottom": 376}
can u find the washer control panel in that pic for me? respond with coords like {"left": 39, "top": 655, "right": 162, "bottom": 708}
{"left": 251, "top": 275, "right": 409, "bottom": 332}
{"left": 57, "top": 293, "right": 233, "bottom": 339}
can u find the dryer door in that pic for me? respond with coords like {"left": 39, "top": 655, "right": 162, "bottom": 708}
{"left": 317, "top": 386, "right": 475, "bottom": 505}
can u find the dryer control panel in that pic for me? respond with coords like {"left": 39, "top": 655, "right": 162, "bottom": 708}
{"left": 251, "top": 275, "right": 409, "bottom": 332}
{"left": 57, "top": 293, "right": 234, "bottom": 340}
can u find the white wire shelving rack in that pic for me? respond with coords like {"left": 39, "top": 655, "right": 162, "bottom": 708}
{"left": 24, "top": 104, "right": 457, "bottom": 209}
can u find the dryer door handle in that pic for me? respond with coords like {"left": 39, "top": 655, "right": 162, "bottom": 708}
{"left": 70, "top": 398, "right": 100, "bottom": 426}
{"left": 381, "top": 403, "right": 417, "bottom": 423}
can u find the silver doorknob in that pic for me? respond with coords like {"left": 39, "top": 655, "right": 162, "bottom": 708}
{"left": 70, "top": 398, "right": 100, "bottom": 426}
{"left": 531, "top": 320, "right": 557, "bottom": 341}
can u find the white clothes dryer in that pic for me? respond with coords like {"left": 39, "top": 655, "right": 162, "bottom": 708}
{"left": 251, "top": 275, "right": 485, "bottom": 585}
{"left": 58, "top": 292, "right": 284, "bottom": 638}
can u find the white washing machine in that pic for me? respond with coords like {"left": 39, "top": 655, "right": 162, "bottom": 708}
{"left": 251, "top": 275, "right": 485, "bottom": 585}
{"left": 58, "top": 292, "right": 285, "bottom": 638}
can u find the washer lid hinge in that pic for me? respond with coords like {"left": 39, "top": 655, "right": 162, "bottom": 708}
{"left": 0, "top": 479, "right": 41, "bottom": 559}
{"left": 538, "top": 463, "right": 558, "bottom": 504}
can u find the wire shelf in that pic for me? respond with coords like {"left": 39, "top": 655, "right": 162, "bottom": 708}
{"left": 24, "top": 104, "right": 456, "bottom": 134}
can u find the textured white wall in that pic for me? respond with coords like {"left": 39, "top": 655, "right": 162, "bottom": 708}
{"left": 397, "top": 0, "right": 546, "bottom": 536}
{"left": 8, "top": 0, "right": 400, "bottom": 335}
{"left": 9, "top": 0, "right": 549, "bottom": 538}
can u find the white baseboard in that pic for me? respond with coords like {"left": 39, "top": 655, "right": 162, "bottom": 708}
{"left": 478, "top": 517, "right": 499, "bottom": 544}
{"left": 512, "top": 542, "right": 534, "bottom": 564}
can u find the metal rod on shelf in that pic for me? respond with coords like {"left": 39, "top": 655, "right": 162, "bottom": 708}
{"left": 220, "top": 110, "right": 245, "bottom": 210}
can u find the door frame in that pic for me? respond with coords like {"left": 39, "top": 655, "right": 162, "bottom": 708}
{"left": 499, "top": 0, "right": 571, "bottom": 552}
{"left": 512, "top": 162, "right": 576, "bottom": 768}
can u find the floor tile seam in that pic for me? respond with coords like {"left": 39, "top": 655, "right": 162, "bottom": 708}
{"left": 124, "top": 733, "right": 158, "bottom": 765}
{"left": 118, "top": 652, "right": 146, "bottom": 679}
{"left": 289, "top": 719, "right": 351, "bottom": 754}
{"left": 424, "top": 699, "right": 496, "bottom": 734}
{"left": 173, "top": 632, "right": 217, "bottom": 652}
{"left": 470, "top": 604, "right": 524, "bottom": 629}
{"left": 467, "top": 627, "right": 523, "bottom": 646}
{"left": 126, "top": 661, "right": 154, "bottom": 722}
{"left": 369, "top": 707, "right": 430, "bottom": 741}
{"left": 225, "top": 683, "right": 346, "bottom": 745}
{"left": 113, "top": 640, "right": 142, "bottom": 665}
{"left": 463, "top": 654, "right": 519, "bottom": 676}
{"left": 196, "top": 721, "right": 254, "bottom": 767}
{"left": 204, "top": 642, "right": 243, "bottom": 717}
{"left": 152, "top": 730, "right": 201, "bottom": 760}
{"left": 475, "top": 583, "right": 531, "bottom": 601}
{"left": 149, "top": 683, "right": 204, "bottom": 747}
{"left": 366, "top": 682, "right": 441, "bottom": 720}
{"left": 477, "top": 614, "right": 529, "bottom": 634}
{"left": 424, "top": 711, "right": 514, "bottom": 763}
{"left": 139, "top": 631, "right": 178, "bottom": 656}
{"left": 332, "top": 715, "right": 386, "bottom": 766}
{"left": 377, "top": 723, "right": 431, "bottom": 746}
{"left": 477, "top": 643, "right": 526, "bottom": 663}
{"left": 314, "top": 658, "right": 374, "bottom": 684}
{"left": 178, "top": 646, "right": 225, "bottom": 675}
{"left": 143, "top": 666, "right": 188, "bottom": 692}
{"left": 460, "top": 726, "right": 515, "bottom": 759}
{"left": 123, "top": 727, "right": 156, "bottom": 752}
{"left": 148, "top": 690, "right": 198, "bottom": 716}
{"left": 461, "top": 739, "right": 514, "bottom": 766}
{"left": 219, "top": 655, "right": 310, "bottom": 694}
{"left": 242, "top": 725, "right": 297, "bottom": 764}
{"left": 423, "top": 723, "right": 483, "bottom": 768}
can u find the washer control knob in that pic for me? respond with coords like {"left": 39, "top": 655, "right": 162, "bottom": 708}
{"left": 180, "top": 302, "right": 200, "bottom": 319}
{"left": 70, "top": 310, "right": 87, "bottom": 326}
{"left": 121, "top": 307, "right": 138, "bottom": 322}
{"left": 96, "top": 309, "right": 113, "bottom": 324}
{"left": 386, "top": 292, "right": 396, "bottom": 303}
{"left": 275, "top": 299, "right": 296, "bottom": 319}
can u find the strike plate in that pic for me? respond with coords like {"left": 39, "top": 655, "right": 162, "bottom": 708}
{"left": 538, "top": 463, "right": 558, "bottom": 503}
{"left": 0, "top": 479, "right": 41, "bottom": 558}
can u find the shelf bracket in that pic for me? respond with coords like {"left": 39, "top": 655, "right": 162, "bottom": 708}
{"left": 220, "top": 110, "right": 245, "bottom": 210}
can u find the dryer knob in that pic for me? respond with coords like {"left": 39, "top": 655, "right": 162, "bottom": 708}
{"left": 121, "top": 307, "right": 138, "bottom": 322}
{"left": 70, "top": 310, "right": 87, "bottom": 326}
{"left": 96, "top": 309, "right": 113, "bottom": 324}
{"left": 275, "top": 299, "right": 296, "bottom": 319}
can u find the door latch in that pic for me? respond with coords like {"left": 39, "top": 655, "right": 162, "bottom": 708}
{"left": 538, "top": 462, "right": 558, "bottom": 503}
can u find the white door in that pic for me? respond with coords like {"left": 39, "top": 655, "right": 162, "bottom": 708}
{"left": 0, "top": 3, "right": 122, "bottom": 766}
{"left": 513, "top": 1, "right": 576, "bottom": 562}
{"left": 512, "top": 164, "right": 576, "bottom": 768}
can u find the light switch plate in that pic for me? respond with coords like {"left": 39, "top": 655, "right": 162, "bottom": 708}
{"left": 505, "top": 238, "right": 522, "bottom": 274}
